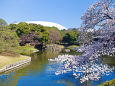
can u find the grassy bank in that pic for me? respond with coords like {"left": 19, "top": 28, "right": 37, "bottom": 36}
{"left": 46, "top": 44, "right": 64, "bottom": 49}
{"left": 67, "top": 45, "right": 80, "bottom": 51}
{"left": 99, "top": 79, "right": 115, "bottom": 86}
{"left": 19, "top": 45, "right": 38, "bottom": 55}
{"left": 47, "top": 44, "right": 64, "bottom": 47}
{"left": 0, "top": 54, "right": 30, "bottom": 69}
{"left": 0, "top": 44, "right": 36, "bottom": 70}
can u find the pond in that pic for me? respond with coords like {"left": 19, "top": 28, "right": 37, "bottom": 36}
{"left": 0, "top": 50, "right": 115, "bottom": 86}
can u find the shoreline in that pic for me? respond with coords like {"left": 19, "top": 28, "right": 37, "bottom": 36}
{"left": 0, "top": 56, "right": 31, "bottom": 73}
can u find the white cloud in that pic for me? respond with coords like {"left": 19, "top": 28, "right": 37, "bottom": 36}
{"left": 16, "top": 21, "right": 67, "bottom": 30}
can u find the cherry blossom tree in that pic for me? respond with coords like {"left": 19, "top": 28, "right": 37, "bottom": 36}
{"left": 49, "top": 0, "right": 115, "bottom": 84}
{"left": 80, "top": 0, "right": 115, "bottom": 56}
{"left": 81, "top": 0, "right": 115, "bottom": 30}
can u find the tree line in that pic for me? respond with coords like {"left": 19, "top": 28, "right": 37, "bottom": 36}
{"left": 0, "top": 19, "right": 81, "bottom": 53}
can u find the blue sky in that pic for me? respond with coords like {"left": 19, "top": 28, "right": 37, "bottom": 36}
{"left": 0, "top": 0, "right": 99, "bottom": 28}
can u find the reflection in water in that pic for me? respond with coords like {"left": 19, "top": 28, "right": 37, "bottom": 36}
{"left": 57, "top": 79, "right": 76, "bottom": 86}
{"left": 0, "top": 50, "right": 115, "bottom": 86}
{"left": 102, "top": 56, "right": 115, "bottom": 66}
{"left": 0, "top": 50, "right": 60, "bottom": 86}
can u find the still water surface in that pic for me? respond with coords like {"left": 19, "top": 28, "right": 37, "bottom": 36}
{"left": 0, "top": 50, "right": 115, "bottom": 86}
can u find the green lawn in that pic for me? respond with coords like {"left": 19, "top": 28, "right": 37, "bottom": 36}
{"left": 0, "top": 55, "right": 30, "bottom": 69}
